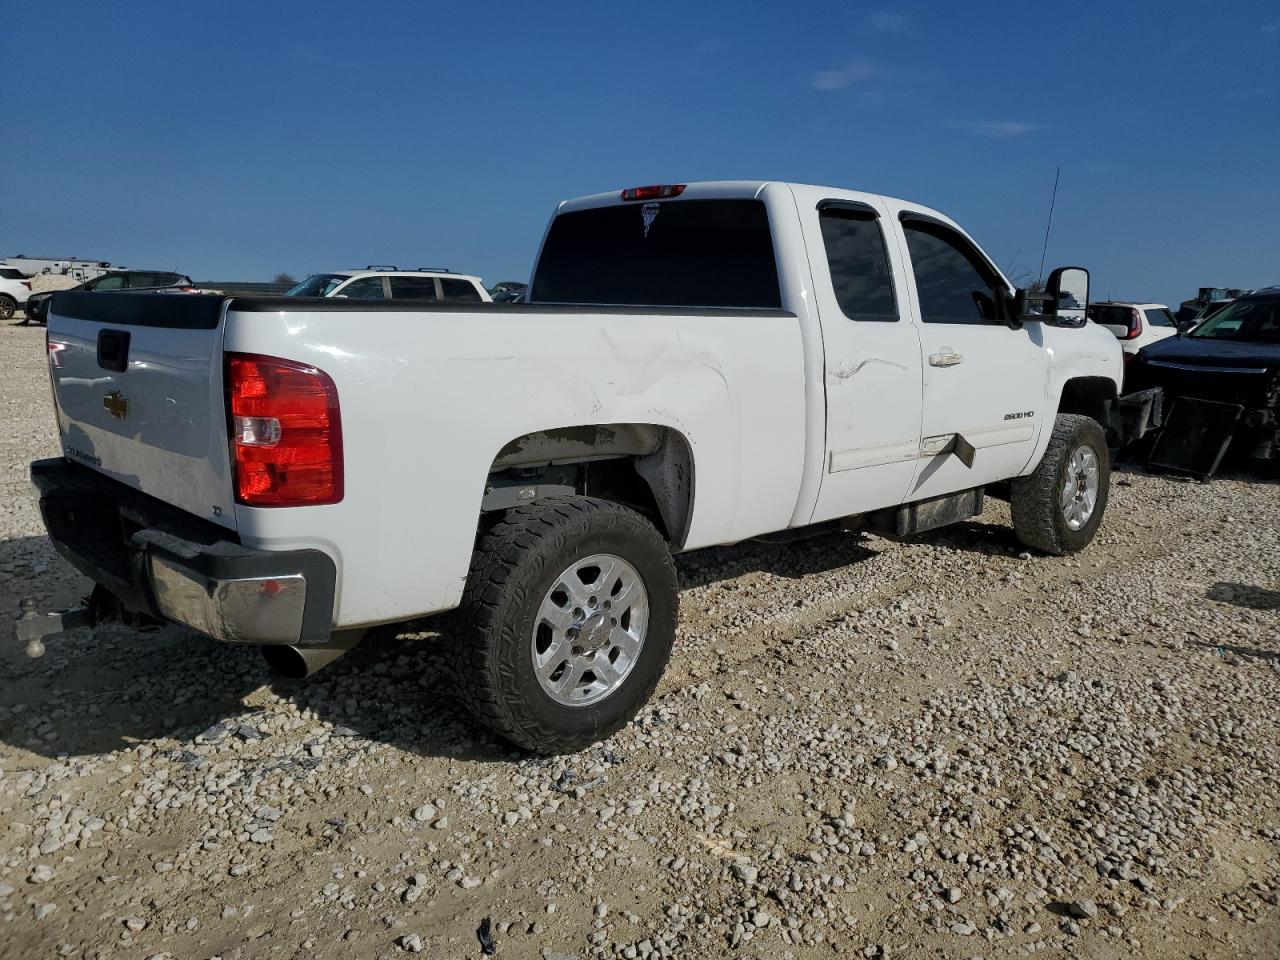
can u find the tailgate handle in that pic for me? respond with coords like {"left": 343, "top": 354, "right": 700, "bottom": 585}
{"left": 97, "top": 329, "right": 131, "bottom": 372}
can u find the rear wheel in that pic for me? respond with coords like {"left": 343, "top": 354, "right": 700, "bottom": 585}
{"left": 1011, "top": 414, "right": 1110, "bottom": 555}
{"left": 453, "top": 496, "right": 677, "bottom": 754}
{"left": 0, "top": 295, "right": 16, "bottom": 321}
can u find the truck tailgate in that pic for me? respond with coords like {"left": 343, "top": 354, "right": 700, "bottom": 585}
{"left": 45, "top": 292, "right": 238, "bottom": 531}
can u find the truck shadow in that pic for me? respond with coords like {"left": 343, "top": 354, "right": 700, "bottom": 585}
{"left": 1207, "top": 581, "right": 1280, "bottom": 611}
{"left": 0, "top": 529, "right": 883, "bottom": 765}
{"left": 897, "top": 519, "right": 1026, "bottom": 557}
{"left": 0, "top": 517, "right": 1014, "bottom": 765}
{"left": 674, "top": 528, "right": 878, "bottom": 589}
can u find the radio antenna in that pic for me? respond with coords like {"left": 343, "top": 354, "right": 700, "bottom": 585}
{"left": 1037, "top": 165, "right": 1061, "bottom": 284}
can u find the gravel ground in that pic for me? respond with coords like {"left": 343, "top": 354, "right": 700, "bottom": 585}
{"left": 1, "top": 319, "right": 1277, "bottom": 959}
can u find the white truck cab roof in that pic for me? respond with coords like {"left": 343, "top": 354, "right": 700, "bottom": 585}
{"left": 554, "top": 180, "right": 1011, "bottom": 294}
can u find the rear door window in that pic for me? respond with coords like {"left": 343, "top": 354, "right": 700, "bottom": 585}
{"left": 440, "top": 278, "right": 482, "bottom": 302}
{"left": 1145, "top": 308, "right": 1176, "bottom": 328}
{"left": 389, "top": 276, "right": 440, "bottom": 300}
{"left": 531, "top": 198, "right": 781, "bottom": 309}
{"left": 818, "top": 205, "right": 897, "bottom": 321}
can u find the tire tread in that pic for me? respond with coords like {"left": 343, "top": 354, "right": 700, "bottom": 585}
{"left": 1011, "top": 413, "right": 1108, "bottom": 555}
{"left": 451, "top": 496, "right": 676, "bottom": 753}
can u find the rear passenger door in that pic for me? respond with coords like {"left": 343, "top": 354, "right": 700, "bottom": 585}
{"left": 804, "top": 196, "right": 925, "bottom": 522}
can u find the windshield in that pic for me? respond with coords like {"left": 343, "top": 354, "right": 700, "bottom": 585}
{"left": 1193, "top": 299, "right": 1233, "bottom": 323}
{"left": 286, "top": 273, "right": 348, "bottom": 297}
{"left": 1189, "top": 296, "right": 1280, "bottom": 343}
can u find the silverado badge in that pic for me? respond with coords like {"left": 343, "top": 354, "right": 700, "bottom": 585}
{"left": 103, "top": 390, "right": 129, "bottom": 420}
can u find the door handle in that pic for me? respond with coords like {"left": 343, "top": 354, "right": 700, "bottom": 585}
{"left": 929, "top": 351, "right": 964, "bottom": 367}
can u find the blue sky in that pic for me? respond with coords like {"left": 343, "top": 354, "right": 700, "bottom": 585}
{"left": 6, "top": 1, "right": 1277, "bottom": 306}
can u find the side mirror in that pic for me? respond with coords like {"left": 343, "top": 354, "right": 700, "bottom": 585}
{"left": 1046, "top": 266, "right": 1089, "bottom": 327}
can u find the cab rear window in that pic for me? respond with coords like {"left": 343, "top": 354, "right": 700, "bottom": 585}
{"left": 530, "top": 199, "right": 781, "bottom": 309}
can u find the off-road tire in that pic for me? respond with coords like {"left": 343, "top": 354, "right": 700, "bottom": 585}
{"left": 0, "top": 295, "right": 16, "bottom": 321}
{"left": 452, "top": 496, "right": 678, "bottom": 754}
{"left": 1011, "top": 414, "right": 1110, "bottom": 555}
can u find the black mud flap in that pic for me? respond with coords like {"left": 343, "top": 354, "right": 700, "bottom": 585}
{"left": 1113, "top": 387, "right": 1164, "bottom": 445}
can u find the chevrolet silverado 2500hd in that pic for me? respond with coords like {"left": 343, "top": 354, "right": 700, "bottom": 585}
{"left": 28, "top": 181, "right": 1122, "bottom": 753}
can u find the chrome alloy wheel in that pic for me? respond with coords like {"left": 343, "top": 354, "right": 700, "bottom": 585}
{"left": 1060, "top": 443, "right": 1100, "bottom": 531}
{"left": 532, "top": 553, "right": 649, "bottom": 707}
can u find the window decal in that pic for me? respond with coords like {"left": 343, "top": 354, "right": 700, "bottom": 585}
{"left": 642, "top": 203, "right": 660, "bottom": 238}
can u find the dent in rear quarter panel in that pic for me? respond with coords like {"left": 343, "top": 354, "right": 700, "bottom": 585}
{"left": 222, "top": 305, "right": 806, "bottom": 629}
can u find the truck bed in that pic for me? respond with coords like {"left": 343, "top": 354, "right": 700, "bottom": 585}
{"left": 46, "top": 292, "right": 808, "bottom": 627}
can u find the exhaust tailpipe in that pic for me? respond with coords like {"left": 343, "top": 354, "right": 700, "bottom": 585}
{"left": 261, "top": 629, "right": 364, "bottom": 679}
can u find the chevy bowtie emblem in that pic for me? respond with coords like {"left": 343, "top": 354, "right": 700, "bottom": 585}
{"left": 103, "top": 390, "right": 129, "bottom": 420}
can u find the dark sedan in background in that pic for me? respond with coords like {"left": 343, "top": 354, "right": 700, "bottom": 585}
{"left": 22, "top": 270, "right": 194, "bottom": 325}
{"left": 1128, "top": 287, "right": 1280, "bottom": 466}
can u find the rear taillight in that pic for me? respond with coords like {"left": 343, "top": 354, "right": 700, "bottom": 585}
{"left": 620, "top": 184, "right": 686, "bottom": 201}
{"left": 1124, "top": 309, "right": 1143, "bottom": 340}
{"left": 227, "top": 353, "right": 343, "bottom": 507}
{"left": 21, "top": 281, "right": 31, "bottom": 290}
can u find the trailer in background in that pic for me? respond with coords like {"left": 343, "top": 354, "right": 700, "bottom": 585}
{"left": 0, "top": 256, "right": 120, "bottom": 281}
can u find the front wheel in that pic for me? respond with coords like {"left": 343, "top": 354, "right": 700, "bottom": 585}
{"left": 0, "top": 295, "right": 16, "bottom": 321}
{"left": 1011, "top": 414, "right": 1111, "bottom": 555}
{"left": 453, "top": 496, "right": 677, "bottom": 754}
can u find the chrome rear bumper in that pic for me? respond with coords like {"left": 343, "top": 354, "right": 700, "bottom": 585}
{"left": 31, "top": 458, "right": 336, "bottom": 646}
{"left": 149, "top": 556, "right": 309, "bottom": 644}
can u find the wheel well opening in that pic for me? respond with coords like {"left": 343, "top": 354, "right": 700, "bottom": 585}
{"left": 1059, "top": 377, "right": 1119, "bottom": 437}
{"left": 483, "top": 424, "right": 695, "bottom": 546}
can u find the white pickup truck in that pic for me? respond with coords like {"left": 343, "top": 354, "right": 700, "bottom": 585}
{"left": 27, "top": 181, "right": 1124, "bottom": 753}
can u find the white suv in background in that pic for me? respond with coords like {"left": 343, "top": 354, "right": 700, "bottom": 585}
{"left": 1087, "top": 301, "right": 1179, "bottom": 358}
{"left": 285, "top": 267, "right": 491, "bottom": 303}
{"left": 0, "top": 267, "right": 33, "bottom": 320}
